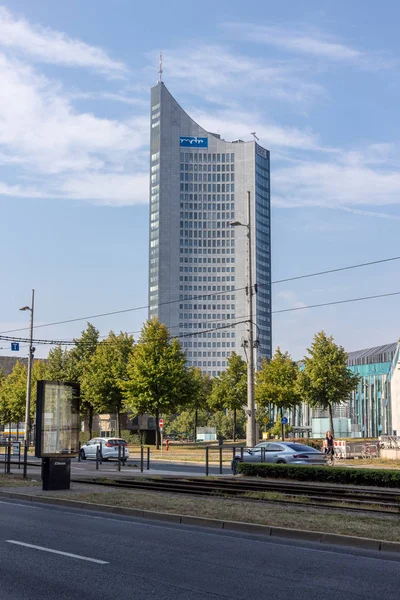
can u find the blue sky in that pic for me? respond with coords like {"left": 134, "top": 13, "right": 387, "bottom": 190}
{"left": 1, "top": 0, "right": 400, "bottom": 360}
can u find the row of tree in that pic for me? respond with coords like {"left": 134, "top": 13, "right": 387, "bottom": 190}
{"left": 0, "top": 319, "right": 359, "bottom": 443}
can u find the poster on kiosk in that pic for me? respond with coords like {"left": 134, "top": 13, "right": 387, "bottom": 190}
{"left": 35, "top": 380, "right": 80, "bottom": 490}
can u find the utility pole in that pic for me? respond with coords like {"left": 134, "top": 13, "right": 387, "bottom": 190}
{"left": 246, "top": 191, "right": 256, "bottom": 448}
{"left": 20, "top": 289, "right": 35, "bottom": 443}
{"left": 231, "top": 192, "right": 256, "bottom": 447}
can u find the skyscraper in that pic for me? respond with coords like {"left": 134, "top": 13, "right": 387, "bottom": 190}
{"left": 149, "top": 81, "right": 271, "bottom": 376}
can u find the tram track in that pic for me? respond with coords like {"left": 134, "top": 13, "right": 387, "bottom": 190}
{"left": 71, "top": 476, "right": 400, "bottom": 516}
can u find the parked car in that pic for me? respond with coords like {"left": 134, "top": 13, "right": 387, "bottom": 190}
{"left": 80, "top": 437, "right": 130, "bottom": 461}
{"left": 235, "top": 441, "right": 327, "bottom": 465}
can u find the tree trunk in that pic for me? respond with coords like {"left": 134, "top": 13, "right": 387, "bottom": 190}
{"left": 280, "top": 407, "right": 285, "bottom": 441}
{"left": 116, "top": 403, "right": 121, "bottom": 438}
{"left": 88, "top": 406, "right": 93, "bottom": 439}
{"left": 155, "top": 408, "right": 160, "bottom": 449}
{"left": 328, "top": 403, "right": 335, "bottom": 438}
{"left": 233, "top": 409, "right": 237, "bottom": 442}
{"left": 194, "top": 409, "right": 198, "bottom": 443}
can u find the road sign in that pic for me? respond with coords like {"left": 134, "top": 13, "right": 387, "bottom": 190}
{"left": 262, "top": 417, "right": 268, "bottom": 424}
{"left": 281, "top": 417, "right": 288, "bottom": 425}
{"left": 11, "top": 342, "right": 19, "bottom": 351}
{"left": 159, "top": 418, "right": 164, "bottom": 428}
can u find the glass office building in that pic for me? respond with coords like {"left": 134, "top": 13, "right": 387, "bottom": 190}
{"left": 148, "top": 82, "right": 272, "bottom": 376}
{"left": 287, "top": 343, "right": 400, "bottom": 438}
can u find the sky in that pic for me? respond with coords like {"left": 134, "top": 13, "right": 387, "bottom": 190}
{"left": 0, "top": 0, "right": 400, "bottom": 361}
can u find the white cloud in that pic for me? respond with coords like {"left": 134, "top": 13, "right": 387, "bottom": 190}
{"left": 60, "top": 172, "right": 149, "bottom": 206}
{"left": 274, "top": 156, "right": 400, "bottom": 210}
{"left": 0, "top": 181, "right": 50, "bottom": 198}
{"left": 162, "top": 45, "right": 324, "bottom": 108}
{"left": 0, "top": 51, "right": 149, "bottom": 204}
{"left": 0, "top": 7, "right": 127, "bottom": 76}
{"left": 224, "top": 22, "right": 363, "bottom": 62}
{"left": 191, "top": 108, "right": 320, "bottom": 150}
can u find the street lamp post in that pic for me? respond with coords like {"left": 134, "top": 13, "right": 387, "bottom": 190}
{"left": 20, "top": 289, "right": 35, "bottom": 444}
{"left": 231, "top": 191, "right": 256, "bottom": 447}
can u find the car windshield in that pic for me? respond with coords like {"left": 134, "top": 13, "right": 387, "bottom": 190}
{"left": 284, "top": 443, "right": 319, "bottom": 453}
{"left": 107, "top": 439, "right": 127, "bottom": 445}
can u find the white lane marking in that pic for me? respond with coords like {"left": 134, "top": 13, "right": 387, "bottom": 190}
{"left": 6, "top": 540, "right": 108, "bottom": 564}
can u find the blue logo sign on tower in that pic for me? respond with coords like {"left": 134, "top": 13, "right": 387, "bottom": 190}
{"left": 180, "top": 136, "right": 208, "bottom": 148}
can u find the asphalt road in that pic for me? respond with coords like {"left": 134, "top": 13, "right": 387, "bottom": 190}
{"left": 0, "top": 498, "right": 399, "bottom": 600}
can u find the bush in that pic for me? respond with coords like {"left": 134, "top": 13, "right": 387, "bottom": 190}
{"left": 120, "top": 430, "right": 141, "bottom": 445}
{"left": 237, "top": 462, "right": 400, "bottom": 488}
{"left": 295, "top": 438, "right": 323, "bottom": 450}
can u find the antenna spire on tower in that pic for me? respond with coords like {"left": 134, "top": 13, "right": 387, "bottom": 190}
{"left": 158, "top": 52, "right": 163, "bottom": 83}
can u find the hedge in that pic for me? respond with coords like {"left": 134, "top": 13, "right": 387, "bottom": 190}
{"left": 237, "top": 462, "right": 400, "bottom": 488}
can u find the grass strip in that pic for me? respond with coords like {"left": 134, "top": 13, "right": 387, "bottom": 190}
{"left": 45, "top": 486, "right": 400, "bottom": 542}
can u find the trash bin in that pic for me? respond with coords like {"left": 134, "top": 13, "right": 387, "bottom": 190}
{"left": 42, "top": 458, "right": 71, "bottom": 491}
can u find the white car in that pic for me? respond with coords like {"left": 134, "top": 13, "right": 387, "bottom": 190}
{"left": 80, "top": 437, "right": 129, "bottom": 461}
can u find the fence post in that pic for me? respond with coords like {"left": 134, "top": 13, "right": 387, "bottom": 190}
{"left": 140, "top": 446, "right": 144, "bottom": 473}
{"left": 23, "top": 441, "right": 28, "bottom": 479}
{"left": 118, "top": 444, "right": 121, "bottom": 472}
{"left": 205, "top": 446, "right": 209, "bottom": 476}
{"left": 96, "top": 446, "right": 100, "bottom": 470}
{"left": 219, "top": 446, "right": 223, "bottom": 475}
{"left": 240, "top": 447, "right": 244, "bottom": 461}
{"left": 18, "top": 441, "right": 21, "bottom": 470}
{"left": 6, "top": 443, "right": 11, "bottom": 475}
{"left": 78, "top": 441, "right": 81, "bottom": 462}
{"left": 146, "top": 447, "right": 150, "bottom": 470}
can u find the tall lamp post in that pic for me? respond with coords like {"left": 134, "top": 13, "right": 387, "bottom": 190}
{"left": 20, "top": 289, "right": 35, "bottom": 443}
{"left": 231, "top": 191, "right": 257, "bottom": 447}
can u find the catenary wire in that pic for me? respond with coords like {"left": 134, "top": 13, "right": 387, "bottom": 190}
{"left": 2, "top": 289, "right": 400, "bottom": 347}
{"left": 1, "top": 254, "right": 399, "bottom": 336}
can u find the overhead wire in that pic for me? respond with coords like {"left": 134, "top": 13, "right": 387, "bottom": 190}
{"left": 2, "top": 288, "right": 400, "bottom": 347}
{"left": 1, "top": 254, "right": 399, "bottom": 337}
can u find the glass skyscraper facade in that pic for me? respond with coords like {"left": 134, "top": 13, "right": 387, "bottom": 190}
{"left": 149, "top": 82, "right": 272, "bottom": 376}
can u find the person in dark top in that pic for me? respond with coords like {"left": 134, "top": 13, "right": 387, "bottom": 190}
{"left": 325, "top": 431, "right": 334, "bottom": 461}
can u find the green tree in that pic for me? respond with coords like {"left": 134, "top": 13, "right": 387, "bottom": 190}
{"left": 0, "top": 360, "right": 48, "bottom": 429}
{"left": 82, "top": 331, "right": 134, "bottom": 436}
{"left": 123, "top": 318, "right": 190, "bottom": 448}
{"left": 45, "top": 345, "right": 74, "bottom": 381}
{"left": 209, "top": 353, "right": 246, "bottom": 441}
{"left": 164, "top": 409, "right": 209, "bottom": 441}
{"left": 0, "top": 362, "right": 27, "bottom": 425}
{"left": 297, "top": 331, "right": 359, "bottom": 437}
{"left": 0, "top": 367, "right": 11, "bottom": 425}
{"left": 186, "top": 367, "right": 213, "bottom": 441}
{"left": 256, "top": 347, "right": 302, "bottom": 440}
{"left": 68, "top": 323, "right": 100, "bottom": 437}
{"left": 209, "top": 410, "right": 246, "bottom": 440}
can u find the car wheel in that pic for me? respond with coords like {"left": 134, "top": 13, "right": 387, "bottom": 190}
{"left": 80, "top": 449, "right": 86, "bottom": 460}
{"left": 276, "top": 459, "right": 286, "bottom": 464}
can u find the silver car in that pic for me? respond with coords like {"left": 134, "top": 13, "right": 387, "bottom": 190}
{"left": 80, "top": 437, "right": 130, "bottom": 461}
{"left": 237, "top": 441, "right": 326, "bottom": 465}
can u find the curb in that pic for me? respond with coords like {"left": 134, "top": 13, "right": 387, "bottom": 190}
{"left": 1, "top": 490, "right": 399, "bottom": 553}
